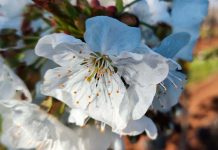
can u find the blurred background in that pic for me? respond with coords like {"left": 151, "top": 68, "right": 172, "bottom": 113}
{"left": 124, "top": 0, "right": 218, "bottom": 149}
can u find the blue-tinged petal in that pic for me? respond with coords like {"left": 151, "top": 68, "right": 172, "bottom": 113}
{"left": 172, "top": 0, "right": 209, "bottom": 61}
{"left": 84, "top": 16, "right": 141, "bottom": 55}
{"left": 154, "top": 32, "right": 190, "bottom": 58}
{"left": 152, "top": 60, "right": 186, "bottom": 111}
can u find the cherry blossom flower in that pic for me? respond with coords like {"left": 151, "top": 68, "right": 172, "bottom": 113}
{"left": 35, "top": 16, "right": 169, "bottom": 137}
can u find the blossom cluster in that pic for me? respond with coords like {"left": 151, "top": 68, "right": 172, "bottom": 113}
{"left": 0, "top": 0, "right": 208, "bottom": 149}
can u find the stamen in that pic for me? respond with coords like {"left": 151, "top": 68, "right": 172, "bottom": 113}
{"left": 82, "top": 52, "right": 117, "bottom": 83}
{"left": 169, "top": 72, "right": 183, "bottom": 82}
{"left": 160, "top": 82, "right": 167, "bottom": 91}
{"left": 167, "top": 76, "right": 178, "bottom": 88}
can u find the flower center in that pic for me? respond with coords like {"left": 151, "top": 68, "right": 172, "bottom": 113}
{"left": 81, "top": 52, "right": 117, "bottom": 82}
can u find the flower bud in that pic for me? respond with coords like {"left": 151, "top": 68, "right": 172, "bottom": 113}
{"left": 118, "top": 13, "right": 139, "bottom": 27}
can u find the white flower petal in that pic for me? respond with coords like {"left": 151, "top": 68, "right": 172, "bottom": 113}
{"left": 115, "top": 51, "right": 168, "bottom": 120}
{"left": 35, "top": 33, "right": 90, "bottom": 66}
{"left": 84, "top": 72, "right": 127, "bottom": 130}
{"left": 113, "top": 116, "right": 158, "bottom": 139}
{"left": 130, "top": 85, "right": 156, "bottom": 120}
{"left": 117, "top": 51, "right": 169, "bottom": 86}
{"left": 118, "top": 84, "right": 156, "bottom": 121}
{"left": 41, "top": 65, "right": 92, "bottom": 109}
{"left": 42, "top": 64, "right": 128, "bottom": 130}
{"left": 69, "top": 109, "right": 88, "bottom": 126}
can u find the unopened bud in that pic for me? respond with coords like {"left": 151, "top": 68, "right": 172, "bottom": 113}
{"left": 118, "top": 13, "right": 139, "bottom": 27}
{"left": 106, "top": 6, "right": 117, "bottom": 16}
{"left": 155, "top": 22, "right": 172, "bottom": 40}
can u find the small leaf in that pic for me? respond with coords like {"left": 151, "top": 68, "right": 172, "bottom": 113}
{"left": 116, "top": 0, "right": 124, "bottom": 13}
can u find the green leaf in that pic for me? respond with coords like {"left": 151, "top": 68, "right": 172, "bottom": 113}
{"left": 116, "top": 0, "right": 124, "bottom": 13}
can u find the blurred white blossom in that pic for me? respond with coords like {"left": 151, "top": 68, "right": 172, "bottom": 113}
{"left": 0, "top": 57, "right": 32, "bottom": 101}
{"left": 0, "top": 100, "right": 123, "bottom": 150}
{"left": 0, "top": 0, "right": 31, "bottom": 30}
